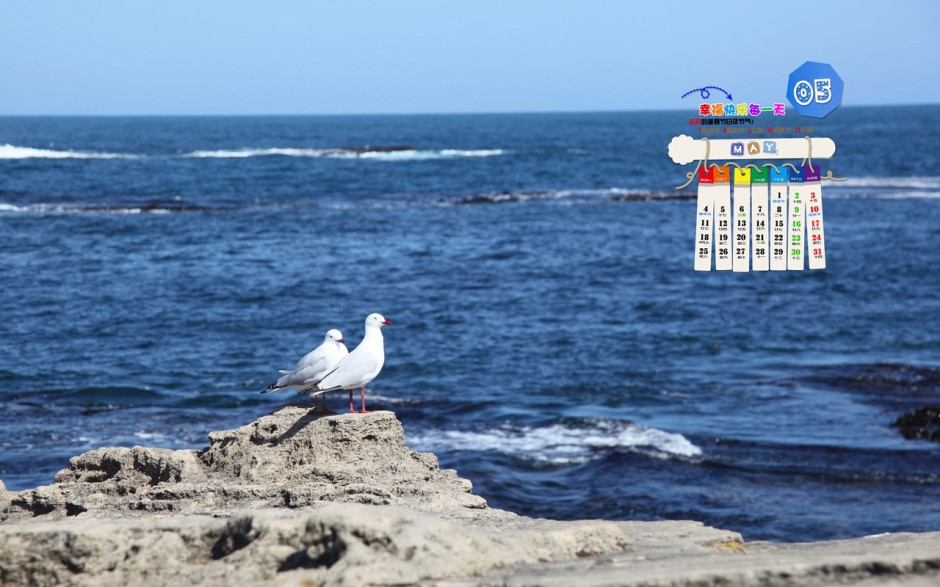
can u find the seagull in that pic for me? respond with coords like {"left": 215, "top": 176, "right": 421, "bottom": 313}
{"left": 302, "top": 313, "right": 393, "bottom": 413}
{"left": 261, "top": 329, "right": 348, "bottom": 412}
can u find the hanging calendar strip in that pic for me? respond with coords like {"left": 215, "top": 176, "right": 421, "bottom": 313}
{"left": 669, "top": 134, "right": 842, "bottom": 273}
{"left": 714, "top": 166, "right": 732, "bottom": 271}
{"left": 769, "top": 168, "right": 788, "bottom": 271}
{"left": 732, "top": 168, "right": 751, "bottom": 272}
{"left": 804, "top": 165, "right": 826, "bottom": 270}
{"left": 751, "top": 167, "right": 770, "bottom": 271}
{"left": 694, "top": 167, "right": 715, "bottom": 271}
{"left": 787, "top": 167, "right": 805, "bottom": 270}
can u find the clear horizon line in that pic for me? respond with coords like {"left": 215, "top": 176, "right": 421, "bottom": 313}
{"left": 1, "top": 102, "right": 937, "bottom": 118}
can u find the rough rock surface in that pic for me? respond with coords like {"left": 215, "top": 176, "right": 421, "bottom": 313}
{"left": 0, "top": 504, "right": 649, "bottom": 587}
{"left": 1, "top": 408, "right": 485, "bottom": 523}
{"left": 1, "top": 406, "right": 939, "bottom": 587}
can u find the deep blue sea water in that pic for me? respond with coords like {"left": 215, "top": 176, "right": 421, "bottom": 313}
{"left": 1, "top": 107, "right": 939, "bottom": 542}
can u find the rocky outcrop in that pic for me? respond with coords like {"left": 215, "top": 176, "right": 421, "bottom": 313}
{"left": 345, "top": 145, "right": 416, "bottom": 154}
{"left": 2, "top": 408, "right": 485, "bottom": 523}
{"left": 1, "top": 406, "right": 939, "bottom": 587}
{"left": 893, "top": 405, "right": 940, "bottom": 442}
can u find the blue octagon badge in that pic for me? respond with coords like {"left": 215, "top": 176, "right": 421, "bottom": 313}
{"left": 787, "top": 61, "right": 843, "bottom": 118}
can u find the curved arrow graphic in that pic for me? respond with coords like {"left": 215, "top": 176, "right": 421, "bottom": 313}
{"left": 682, "top": 86, "right": 733, "bottom": 101}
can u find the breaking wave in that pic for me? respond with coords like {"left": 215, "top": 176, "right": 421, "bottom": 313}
{"left": 408, "top": 419, "right": 702, "bottom": 465}
{"left": 183, "top": 147, "right": 505, "bottom": 160}
{"left": 0, "top": 144, "right": 138, "bottom": 160}
{"left": 838, "top": 176, "right": 940, "bottom": 190}
{"left": 185, "top": 147, "right": 335, "bottom": 158}
{"left": 823, "top": 176, "right": 940, "bottom": 199}
{"left": 0, "top": 144, "right": 505, "bottom": 162}
{"left": 0, "top": 201, "right": 228, "bottom": 215}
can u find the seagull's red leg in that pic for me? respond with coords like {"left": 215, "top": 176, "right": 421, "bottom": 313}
{"left": 349, "top": 389, "right": 354, "bottom": 413}
{"left": 322, "top": 394, "right": 329, "bottom": 414}
{"left": 359, "top": 386, "right": 372, "bottom": 413}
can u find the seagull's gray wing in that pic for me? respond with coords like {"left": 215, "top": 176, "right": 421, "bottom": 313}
{"left": 303, "top": 350, "right": 379, "bottom": 396}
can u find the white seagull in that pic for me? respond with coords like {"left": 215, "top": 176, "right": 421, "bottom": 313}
{"left": 302, "top": 313, "right": 393, "bottom": 413}
{"left": 261, "top": 329, "right": 348, "bottom": 412}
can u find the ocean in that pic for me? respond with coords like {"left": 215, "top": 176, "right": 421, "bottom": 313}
{"left": 1, "top": 107, "right": 938, "bottom": 542}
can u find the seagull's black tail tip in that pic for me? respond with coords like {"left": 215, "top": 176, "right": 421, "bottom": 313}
{"left": 260, "top": 385, "right": 280, "bottom": 395}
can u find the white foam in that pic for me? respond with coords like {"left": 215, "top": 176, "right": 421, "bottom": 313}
{"left": 0, "top": 202, "right": 174, "bottom": 215}
{"left": 332, "top": 149, "right": 422, "bottom": 160}
{"left": 0, "top": 144, "right": 506, "bottom": 161}
{"left": 185, "top": 147, "right": 337, "bottom": 158}
{"left": 0, "top": 144, "right": 136, "bottom": 159}
{"left": 824, "top": 188, "right": 940, "bottom": 200}
{"left": 836, "top": 176, "right": 940, "bottom": 190}
{"left": 0, "top": 203, "right": 70, "bottom": 214}
{"left": 409, "top": 420, "right": 702, "bottom": 465}
{"left": 351, "top": 392, "right": 413, "bottom": 406}
{"left": 183, "top": 147, "right": 505, "bottom": 161}
{"left": 444, "top": 187, "right": 653, "bottom": 206}
{"left": 553, "top": 187, "right": 646, "bottom": 198}
{"left": 438, "top": 149, "right": 504, "bottom": 158}
{"left": 330, "top": 148, "right": 504, "bottom": 161}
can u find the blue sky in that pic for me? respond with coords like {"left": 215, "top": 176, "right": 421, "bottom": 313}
{"left": 2, "top": 1, "right": 937, "bottom": 115}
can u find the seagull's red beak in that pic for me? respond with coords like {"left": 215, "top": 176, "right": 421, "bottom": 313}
{"left": 382, "top": 319, "right": 394, "bottom": 326}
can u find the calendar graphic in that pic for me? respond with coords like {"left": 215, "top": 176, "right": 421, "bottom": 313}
{"left": 669, "top": 135, "right": 840, "bottom": 272}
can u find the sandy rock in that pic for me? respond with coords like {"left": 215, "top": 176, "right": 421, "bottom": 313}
{"left": 462, "top": 531, "right": 940, "bottom": 587}
{"left": 198, "top": 408, "right": 481, "bottom": 511}
{"left": 0, "top": 505, "right": 638, "bottom": 587}
{"left": 54, "top": 445, "right": 206, "bottom": 486}
{"left": 2, "top": 406, "right": 939, "bottom": 586}
{"left": 1, "top": 408, "right": 485, "bottom": 522}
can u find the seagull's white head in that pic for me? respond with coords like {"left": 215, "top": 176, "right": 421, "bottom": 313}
{"left": 365, "top": 313, "right": 393, "bottom": 329}
{"left": 325, "top": 328, "right": 345, "bottom": 345}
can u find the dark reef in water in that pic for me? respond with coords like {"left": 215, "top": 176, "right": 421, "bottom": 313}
{"left": 893, "top": 406, "right": 940, "bottom": 443}
{"left": 343, "top": 145, "right": 416, "bottom": 154}
{"left": 443, "top": 190, "right": 695, "bottom": 206}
